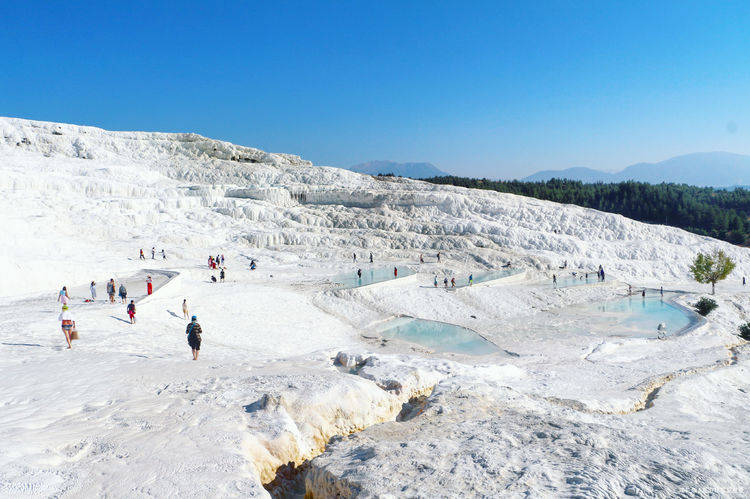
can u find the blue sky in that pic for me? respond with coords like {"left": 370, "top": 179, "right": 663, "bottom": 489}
{"left": 1, "top": 1, "right": 749, "bottom": 178}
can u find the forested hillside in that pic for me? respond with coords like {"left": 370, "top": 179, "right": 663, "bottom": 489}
{"left": 422, "top": 177, "right": 750, "bottom": 245}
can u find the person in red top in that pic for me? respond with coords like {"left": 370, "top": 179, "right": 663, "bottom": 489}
{"left": 394, "top": 267, "right": 398, "bottom": 278}
{"left": 146, "top": 275, "right": 153, "bottom": 295}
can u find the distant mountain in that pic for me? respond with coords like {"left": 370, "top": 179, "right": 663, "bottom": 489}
{"left": 522, "top": 152, "right": 750, "bottom": 187}
{"left": 347, "top": 160, "right": 447, "bottom": 179}
{"left": 523, "top": 167, "right": 616, "bottom": 183}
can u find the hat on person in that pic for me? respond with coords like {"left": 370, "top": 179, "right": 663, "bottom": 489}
{"left": 191, "top": 315, "right": 197, "bottom": 321}
{"left": 62, "top": 305, "right": 69, "bottom": 310}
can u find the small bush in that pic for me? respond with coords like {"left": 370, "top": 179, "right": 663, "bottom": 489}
{"left": 739, "top": 323, "right": 750, "bottom": 341}
{"left": 694, "top": 297, "right": 718, "bottom": 316}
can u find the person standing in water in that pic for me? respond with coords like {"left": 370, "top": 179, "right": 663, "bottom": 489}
{"left": 393, "top": 267, "right": 398, "bottom": 278}
{"left": 369, "top": 252, "right": 373, "bottom": 263}
{"left": 186, "top": 315, "right": 202, "bottom": 360}
{"left": 552, "top": 274, "right": 557, "bottom": 287}
{"left": 107, "top": 279, "right": 116, "bottom": 304}
{"left": 357, "top": 268, "right": 362, "bottom": 279}
{"left": 58, "top": 305, "right": 74, "bottom": 349}
{"left": 451, "top": 277, "right": 456, "bottom": 287}
{"left": 182, "top": 299, "right": 189, "bottom": 320}
{"left": 90, "top": 281, "right": 97, "bottom": 301}
{"left": 118, "top": 283, "right": 127, "bottom": 303}
{"left": 146, "top": 275, "right": 153, "bottom": 295}
{"left": 469, "top": 274, "right": 474, "bottom": 286}
{"left": 127, "top": 300, "right": 136, "bottom": 324}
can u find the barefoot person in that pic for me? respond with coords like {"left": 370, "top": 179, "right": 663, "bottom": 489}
{"left": 127, "top": 300, "right": 136, "bottom": 324}
{"left": 90, "top": 281, "right": 97, "bottom": 301}
{"left": 118, "top": 283, "right": 127, "bottom": 304}
{"left": 146, "top": 275, "right": 153, "bottom": 295}
{"left": 57, "top": 286, "right": 70, "bottom": 305}
{"left": 186, "top": 315, "right": 202, "bottom": 360}
{"left": 107, "top": 279, "right": 116, "bottom": 304}
{"left": 182, "top": 299, "right": 189, "bottom": 320}
{"left": 58, "top": 305, "right": 75, "bottom": 349}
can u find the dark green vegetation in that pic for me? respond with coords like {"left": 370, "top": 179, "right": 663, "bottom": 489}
{"left": 694, "top": 297, "right": 718, "bottom": 316}
{"left": 738, "top": 322, "right": 750, "bottom": 341}
{"left": 420, "top": 177, "right": 750, "bottom": 245}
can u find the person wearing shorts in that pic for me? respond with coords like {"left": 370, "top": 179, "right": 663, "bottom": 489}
{"left": 186, "top": 316, "right": 202, "bottom": 360}
{"left": 58, "top": 305, "right": 74, "bottom": 349}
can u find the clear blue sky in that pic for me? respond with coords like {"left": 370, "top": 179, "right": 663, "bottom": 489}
{"left": 2, "top": 1, "right": 749, "bottom": 178}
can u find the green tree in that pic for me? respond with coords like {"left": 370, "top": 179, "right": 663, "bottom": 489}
{"left": 689, "top": 249, "right": 736, "bottom": 294}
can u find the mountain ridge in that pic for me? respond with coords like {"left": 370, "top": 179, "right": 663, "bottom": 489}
{"left": 346, "top": 160, "right": 447, "bottom": 178}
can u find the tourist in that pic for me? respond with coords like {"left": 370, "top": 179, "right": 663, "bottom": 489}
{"left": 451, "top": 277, "right": 456, "bottom": 287}
{"left": 443, "top": 277, "right": 448, "bottom": 288}
{"left": 357, "top": 268, "right": 362, "bottom": 279}
{"left": 220, "top": 254, "right": 225, "bottom": 265}
{"left": 161, "top": 249, "right": 166, "bottom": 259}
{"left": 107, "top": 279, "right": 116, "bottom": 303}
{"left": 642, "top": 289, "right": 646, "bottom": 298}
{"left": 139, "top": 248, "right": 145, "bottom": 260}
{"left": 394, "top": 267, "right": 398, "bottom": 278}
{"left": 469, "top": 274, "right": 473, "bottom": 286}
{"left": 151, "top": 247, "right": 155, "bottom": 259}
{"left": 118, "top": 283, "right": 127, "bottom": 303}
{"left": 434, "top": 275, "right": 438, "bottom": 287}
{"left": 186, "top": 315, "right": 202, "bottom": 360}
{"left": 58, "top": 304, "right": 74, "bottom": 349}
{"left": 182, "top": 299, "right": 189, "bottom": 320}
{"left": 127, "top": 300, "right": 136, "bottom": 324}
{"left": 437, "top": 252, "right": 441, "bottom": 263}
{"left": 369, "top": 252, "right": 373, "bottom": 263}
{"left": 57, "top": 286, "right": 70, "bottom": 305}
{"left": 660, "top": 286, "right": 664, "bottom": 296}
{"left": 211, "top": 275, "right": 217, "bottom": 283}
{"left": 419, "top": 254, "right": 424, "bottom": 264}
{"left": 90, "top": 281, "right": 97, "bottom": 301}
{"left": 250, "top": 259, "right": 256, "bottom": 270}
{"left": 220, "top": 268, "right": 225, "bottom": 282}
{"left": 553, "top": 274, "right": 557, "bottom": 286}
{"left": 353, "top": 252, "right": 357, "bottom": 263}
{"left": 146, "top": 275, "right": 153, "bottom": 295}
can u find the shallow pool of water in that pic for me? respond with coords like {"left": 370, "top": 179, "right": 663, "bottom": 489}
{"left": 374, "top": 317, "right": 500, "bottom": 355}
{"left": 453, "top": 269, "right": 520, "bottom": 288}
{"left": 551, "top": 273, "right": 598, "bottom": 288}
{"left": 574, "top": 294, "right": 694, "bottom": 337}
{"left": 332, "top": 267, "right": 415, "bottom": 289}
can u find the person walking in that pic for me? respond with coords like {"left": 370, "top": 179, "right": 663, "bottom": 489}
{"left": 146, "top": 275, "right": 153, "bottom": 295}
{"left": 161, "top": 249, "right": 166, "bottom": 259}
{"left": 436, "top": 252, "right": 441, "bottom": 263}
{"left": 151, "top": 247, "right": 155, "bottom": 259}
{"left": 419, "top": 254, "right": 424, "bottom": 264}
{"left": 90, "top": 281, "right": 97, "bottom": 301}
{"left": 434, "top": 275, "right": 438, "bottom": 287}
{"left": 57, "top": 286, "right": 70, "bottom": 305}
{"left": 451, "top": 277, "right": 456, "bottom": 287}
{"left": 357, "top": 268, "right": 362, "bottom": 279}
{"left": 443, "top": 277, "right": 448, "bottom": 288}
{"left": 220, "top": 254, "right": 225, "bottom": 265}
{"left": 118, "top": 283, "right": 127, "bottom": 304}
{"left": 553, "top": 274, "right": 557, "bottom": 287}
{"left": 182, "top": 299, "right": 189, "bottom": 320}
{"left": 393, "top": 267, "right": 398, "bottom": 278}
{"left": 139, "top": 249, "right": 145, "bottom": 260}
{"left": 220, "top": 268, "right": 225, "bottom": 282}
{"left": 107, "top": 279, "right": 116, "bottom": 304}
{"left": 469, "top": 274, "right": 474, "bottom": 286}
{"left": 369, "top": 252, "right": 373, "bottom": 263}
{"left": 186, "top": 316, "right": 202, "bottom": 360}
{"left": 58, "top": 305, "right": 75, "bottom": 349}
{"left": 353, "top": 252, "right": 357, "bottom": 263}
{"left": 127, "top": 300, "right": 136, "bottom": 324}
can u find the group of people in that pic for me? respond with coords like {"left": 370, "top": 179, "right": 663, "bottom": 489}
{"left": 418, "top": 253, "right": 442, "bottom": 264}
{"left": 140, "top": 247, "right": 166, "bottom": 260}
{"left": 433, "top": 274, "right": 471, "bottom": 288}
{"left": 57, "top": 287, "right": 75, "bottom": 349}
{"left": 353, "top": 252, "right": 374, "bottom": 264}
{"left": 208, "top": 254, "right": 225, "bottom": 269}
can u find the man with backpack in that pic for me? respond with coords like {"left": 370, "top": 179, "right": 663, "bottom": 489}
{"left": 186, "top": 316, "right": 202, "bottom": 360}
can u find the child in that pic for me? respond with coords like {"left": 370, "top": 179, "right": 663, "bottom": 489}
{"left": 127, "top": 300, "right": 136, "bottom": 324}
